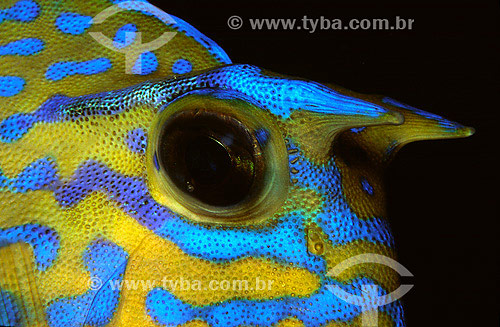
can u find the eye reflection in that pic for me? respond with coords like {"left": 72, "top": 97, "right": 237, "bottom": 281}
{"left": 185, "top": 135, "right": 232, "bottom": 187}
{"left": 158, "top": 109, "right": 263, "bottom": 207}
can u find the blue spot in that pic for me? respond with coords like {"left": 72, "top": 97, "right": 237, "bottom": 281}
{"left": 350, "top": 126, "right": 366, "bottom": 134}
{"left": 0, "top": 0, "right": 39, "bottom": 24}
{"left": 125, "top": 128, "right": 147, "bottom": 154}
{"left": 0, "top": 76, "right": 25, "bottom": 97}
{"left": 361, "top": 177, "right": 374, "bottom": 195}
{"left": 172, "top": 58, "right": 192, "bottom": 74}
{"left": 0, "top": 157, "right": 58, "bottom": 192}
{"left": 45, "top": 58, "right": 112, "bottom": 81}
{"left": 0, "top": 38, "right": 44, "bottom": 56}
{"left": 46, "top": 240, "right": 128, "bottom": 327}
{"left": 131, "top": 52, "right": 158, "bottom": 75}
{"left": 113, "top": 23, "right": 137, "bottom": 48}
{"left": 254, "top": 128, "right": 270, "bottom": 146}
{"left": 0, "top": 224, "right": 60, "bottom": 270}
{"left": 0, "top": 289, "right": 21, "bottom": 326}
{"left": 55, "top": 12, "right": 92, "bottom": 35}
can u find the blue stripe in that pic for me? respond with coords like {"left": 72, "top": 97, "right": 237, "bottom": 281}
{"left": 0, "top": 38, "right": 44, "bottom": 56}
{"left": 45, "top": 58, "right": 112, "bottom": 81}
{"left": 146, "top": 277, "right": 404, "bottom": 327}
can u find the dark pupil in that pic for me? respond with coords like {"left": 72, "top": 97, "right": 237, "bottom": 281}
{"left": 158, "top": 110, "right": 259, "bottom": 207}
{"left": 185, "top": 136, "right": 231, "bottom": 185}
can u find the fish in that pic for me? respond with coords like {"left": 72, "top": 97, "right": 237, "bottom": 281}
{"left": 0, "top": 1, "right": 474, "bottom": 326}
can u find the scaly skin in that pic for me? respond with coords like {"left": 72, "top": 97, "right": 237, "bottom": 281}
{"left": 0, "top": 1, "right": 473, "bottom": 326}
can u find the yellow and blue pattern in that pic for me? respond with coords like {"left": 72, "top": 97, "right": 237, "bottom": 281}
{"left": 0, "top": 0, "right": 474, "bottom": 326}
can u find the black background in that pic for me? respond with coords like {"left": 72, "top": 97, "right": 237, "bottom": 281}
{"left": 150, "top": 0, "right": 499, "bottom": 325}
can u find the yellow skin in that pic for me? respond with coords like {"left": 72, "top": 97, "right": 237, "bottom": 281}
{"left": 0, "top": 1, "right": 473, "bottom": 326}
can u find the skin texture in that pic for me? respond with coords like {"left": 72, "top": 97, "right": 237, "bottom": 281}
{"left": 0, "top": 1, "right": 473, "bottom": 326}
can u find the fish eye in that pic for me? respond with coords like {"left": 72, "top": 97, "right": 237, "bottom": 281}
{"left": 157, "top": 109, "right": 263, "bottom": 207}
{"left": 148, "top": 90, "right": 289, "bottom": 224}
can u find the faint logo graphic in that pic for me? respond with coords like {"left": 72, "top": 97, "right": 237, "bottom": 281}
{"left": 326, "top": 253, "right": 413, "bottom": 327}
{"left": 90, "top": 1, "right": 177, "bottom": 74}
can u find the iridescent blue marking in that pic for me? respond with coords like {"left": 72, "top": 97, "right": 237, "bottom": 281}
{"left": 45, "top": 58, "right": 112, "bottom": 81}
{"left": 50, "top": 158, "right": 391, "bottom": 272}
{"left": 0, "top": 289, "right": 21, "bottom": 327}
{"left": 288, "top": 141, "right": 394, "bottom": 247}
{"left": 55, "top": 12, "right": 92, "bottom": 35}
{"left": 0, "top": 224, "right": 59, "bottom": 271}
{"left": 361, "top": 177, "right": 374, "bottom": 195}
{"left": 0, "top": 112, "right": 37, "bottom": 142}
{"left": 46, "top": 240, "right": 128, "bottom": 327}
{"left": 382, "top": 97, "right": 461, "bottom": 130}
{"left": 113, "top": 23, "right": 137, "bottom": 48}
{"left": 0, "top": 0, "right": 39, "bottom": 24}
{"left": 156, "top": 213, "right": 324, "bottom": 272}
{"left": 189, "top": 65, "right": 390, "bottom": 119}
{"left": 153, "top": 152, "right": 160, "bottom": 170}
{"left": 172, "top": 58, "right": 192, "bottom": 74}
{"left": 0, "top": 95, "right": 72, "bottom": 142}
{"left": 131, "top": 51, "right": 158, "bottom": 75}
{"left": 254, "top": 128, "right": 270, "bottom": 146}
{"left": 53, "top": 161, "right": 167, "bottom": 230}
{"left": 0, "top": 76, "right": 25, "bottom": 97}
{"left": 0, "top": 157, "right": 57, "bottom": 192}
{"left": 53, "top": 162, "right": 322, "bottom": 270}
{"left": 169, "top": 14, "right": 232, "bottom": 64}
{"left": 52, "top": 161, "right": 324, "bottom": 271}
{"left": 146, "top": 277, "right": 404, "bottom": 327}
{"left": 0, "top": 38, "right": 44, "bottom": 56}
{"left": 125, "top": 128, "right": 147, "bottom": 154}
{"left": 0, "top": 169, "right": 6, "bottom": 186}
{"left": 1, "top": 64, "right": 392, "bottom": 142}
{"left": 350, "top": 127, "right": 366, "bottom": 134}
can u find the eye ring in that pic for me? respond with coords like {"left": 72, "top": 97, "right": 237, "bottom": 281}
{"left": 147, "top": 90, "right": 290, "bottom": 225}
